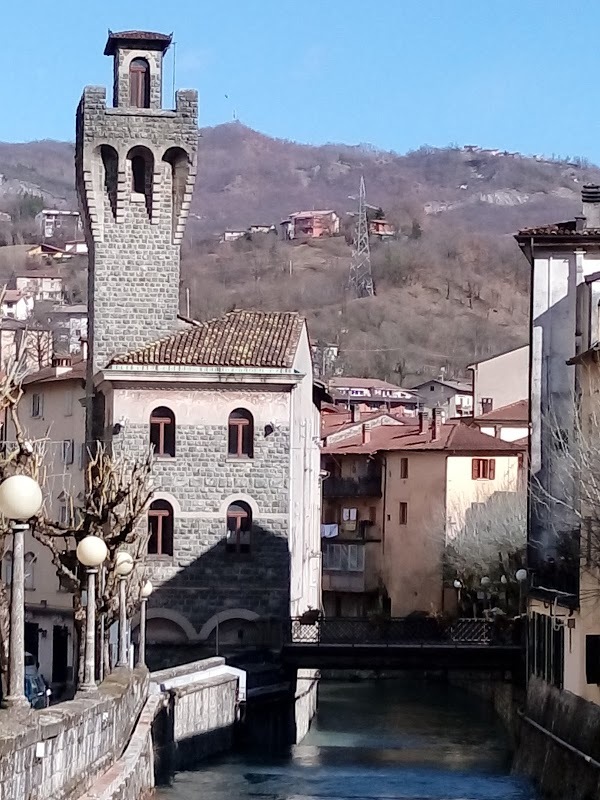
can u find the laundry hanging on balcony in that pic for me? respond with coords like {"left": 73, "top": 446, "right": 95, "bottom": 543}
{"left": 321, "top": 523, "right": 339, "bottom": 538}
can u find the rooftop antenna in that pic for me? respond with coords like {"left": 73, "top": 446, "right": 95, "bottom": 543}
{"left": 348, "top": 176, "right": 375, "bottom": 298}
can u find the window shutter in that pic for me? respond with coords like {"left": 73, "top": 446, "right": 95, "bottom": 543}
{"left": 489, "top": 459, "right": 496, "bottom": 480}
{"left": 471, "top": 459, "right": 478, "bottom": 480}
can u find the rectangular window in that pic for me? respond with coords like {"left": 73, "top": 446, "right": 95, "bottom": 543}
{"left": 481, "top": 398, "right": 493, "bottom": 414}
{"left": 400, "top": 457, "right": 409, "bottom": 479}
{"left": 530, "top": 611, "right": 564, "bottom": 688}
{"left": 471, "top": 458, "right": 496, "bottom": 480}
{"left": 64, "top": 389, "right": 73, "bottom": 417}
{"left": 31, "top": 393, "right": 42, "bottom": 418}
{"left": 62, "top": 439, "right": 74, "bottom": 465}
{"left": 586, "top": 635, "right": 600, "bottom": 684}
{"left": 322, "top": 543, "right": 364, "bottom": 572}
{"left": 399, "top": 502, "right": 408, "bottom": 525}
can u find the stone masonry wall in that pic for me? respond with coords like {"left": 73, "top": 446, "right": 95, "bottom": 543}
{"left": 75, "top": 84, "right": 198, "bottom": 374}
{"left": 0, "top": 668, "right": 148, "bottom": 800}
{"left": 117, "top": 416, "right": 291, "bottom": 634}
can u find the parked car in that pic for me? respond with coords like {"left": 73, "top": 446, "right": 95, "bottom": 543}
{"left": 24, "top": 652, "right": 51, "bottom": 709}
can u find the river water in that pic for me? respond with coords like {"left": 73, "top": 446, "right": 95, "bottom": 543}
{"left": 158, "top": 679, "right": 539, "bottom": 800}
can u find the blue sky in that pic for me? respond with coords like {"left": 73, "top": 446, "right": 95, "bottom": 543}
{"left": 2, "top": 0, "right": 600, "bottom": 161}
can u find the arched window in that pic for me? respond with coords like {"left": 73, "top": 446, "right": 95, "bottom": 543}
{"left": 129, "top": 58, "right": 150, "bottom": 108}
{"left": 226, "top": 501, "right": 252, "bottom": 555}
{"left": 150, "top": 407, "right": 176, "bottom": 457}
{"left": 2, "top": 552, "right": 12, "bottom": 585}
{"left": 148, "top": 500, "right": 174, "bottom": 556}
{"left": 24, "top": 553, "right": 35, "bottom": 590}
{"left": 228, "top": 409, "right": 254, "bottom": 458}
{"left": 100, "top": 144, "right": 118, "bottom": 218}
{"left": 131, "top": 155, "right": 146, "bottom": 194}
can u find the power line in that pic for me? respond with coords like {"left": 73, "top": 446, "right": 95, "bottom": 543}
{"left": 348, "top": 176, "right": 375, "bottom": 298}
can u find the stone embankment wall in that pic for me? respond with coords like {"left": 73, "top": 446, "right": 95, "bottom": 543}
{"left": 514, "top": 676, "right": 600, "bottom": 800}
{"left": 0, "top": 667, "right": 148, "bottom": 800}
{"left": 294, "top": 668, "right": 318, "bottom": 743}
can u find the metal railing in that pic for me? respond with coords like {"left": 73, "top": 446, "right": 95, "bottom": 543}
{"left": 288, "top": 616, "right": 515, "bottom": 646}
{"left": 322, "top": 476, "right": 382, "bottom": 498}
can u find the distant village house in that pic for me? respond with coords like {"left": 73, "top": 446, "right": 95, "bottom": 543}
{"left": 280, "top": 210, "right": 340, "bottom": 240}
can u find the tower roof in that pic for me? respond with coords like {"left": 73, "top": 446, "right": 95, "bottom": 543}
{"left": 104, "top": 30, "right": 172, "bottom": 56}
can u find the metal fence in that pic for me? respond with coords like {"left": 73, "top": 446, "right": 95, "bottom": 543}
{"left": 288, "top": 616, "right": 510, "bottom": 646}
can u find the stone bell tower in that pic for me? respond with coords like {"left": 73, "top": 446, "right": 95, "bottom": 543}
{"left": 76, "top": 30, "right": 198, "bottom": 377}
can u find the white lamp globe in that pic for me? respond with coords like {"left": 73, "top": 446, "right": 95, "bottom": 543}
{"left": 481, "top": 576, "right": 491, "bottom": 587}
{"left": 115, "top": 551, "right": 134, "bottom": 577}
{"left": 77, "top": 535, "right": 108, "bottom": 568}
{"left": 453, "top": 579, "right": 462, "bottom": 589}
{"left": 500, "top": 575, "right": 508, "bottom": 585}
{"left": 0, "top": 475, "right": 43, "bottom": 521}
{"left": 141, "top": 580, "right": 153, "bottom": 599}
{"left": 516, "top": 568, "right": 528, "bottom": 582}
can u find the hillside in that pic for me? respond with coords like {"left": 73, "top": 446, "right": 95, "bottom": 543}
{"left": 1, "top": 122, "right": 593, "bottom": 380}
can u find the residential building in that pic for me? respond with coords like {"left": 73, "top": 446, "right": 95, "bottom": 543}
{"left": 515, "top": 183, "right": 600, "bottom": 706}
{"left": 321, "top": 410, "right": 524, "bottom": 617}
{"left": 311, "top": 340, "right": 339, "bottom": 379}
{"left": 468, "top": 345, "right": 529, "bottom": 416}
{"left": 368, "top": 218, "right": 395, "bottom": 238}
{"left": 64, "top": 240, "right": 88, "bottom": 256}
{"left": 0, "top": 319, "right": 53, "bottom": 371}
{"left": 43, "top": 303, "right": 88, "bottom": 354}
{"left": 35, "top": 209, "right": 81, "bottom": 241}
{"left": 280, "top": 210, "right": 340, "bottom": 240}
{"left": 409, "top": 377, "right": 473, "bottom": 417}
{"left": 76, "top": 31, "right": 323, "bottom": 650}
{"left": 1, "top": 290, "right": 33, "bottom": 320}
{"left": 220, "top": 229, "right": 247, "bottom": 243}
{"left": 329, "top": 376, "right": 420, "bottom": 414}
{"left": 26, "top": 243, "right": 69, "bottom": 260}
{"left": 15, "top": 267, "right": 63, "bottom": 302}
{"left": 248, "top": 224, "right": 276, "bottom": 235}
{"left": 472, "top": 400, "right": 529, "bottom": 443}
{"left": 2, "top": 354, "right": 86, "bottom": 696}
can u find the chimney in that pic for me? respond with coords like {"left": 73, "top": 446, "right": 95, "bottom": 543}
{"left": 80, "top": 336, "right": 88, "bottom": 361}
{"left": 431, "top": 408, "right": 443, "bottom": 441}
{"left": 582, "top": 184, "right": 600, "bottom": 229}
{"left": 351, "top": 404, "right": 361, "bottom": 423}
{"left": 418, "top": 410, "right": 428, "bottom": 434}
{"left": 362, "top": 422, "right": 371, "bottom": 445}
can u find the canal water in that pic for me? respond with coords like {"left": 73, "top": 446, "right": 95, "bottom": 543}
{"left": 158, "top": 679, "right": 539, "bottom": 800}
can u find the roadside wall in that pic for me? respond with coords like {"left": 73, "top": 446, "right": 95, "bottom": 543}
{"left": 0, "top": 667, "right": 148, "bottom": 800}
{"left": 514, "top": 676, "right": 600, "bottom": 800}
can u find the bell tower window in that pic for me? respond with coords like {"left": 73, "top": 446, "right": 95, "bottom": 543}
{"left": 130, "top": 58, "right": 150, "bottom": 108}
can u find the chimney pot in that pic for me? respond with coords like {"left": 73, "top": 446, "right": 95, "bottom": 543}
{"left": 351, "top": 404, "right": 361, "bottom": 423}
{"left": 582, "top": 184, "right": 600, "bottom": 229}
{"left": 362, "top": 422, "right": 371, "bottom": 445}
{"left": 418, "top": 410, "right": 428, "bottom": 434}
{"left": 432, "top": 408, "right": 443, "bottom": 441}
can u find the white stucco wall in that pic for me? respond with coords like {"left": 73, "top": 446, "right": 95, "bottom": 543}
{"left": 471, "top": 345, "right": 529, "bottom": 416}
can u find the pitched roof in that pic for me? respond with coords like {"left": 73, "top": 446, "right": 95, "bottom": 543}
{"left": 517, "top": 220, "right": 600, "bottom": 237}
{"left": 323, "top": 420, "right": 525, "bottom": 456}
{"left": 23, "top": 358, "right": 86, "bottom": 386}
{"left": 410, "top": 378, "right": 472, "bottom": 393}
{"left": 104, "top": 30, "right": 172, "bottom": 55}
{"left": 474, "top": 399, "right": 529, "bottom": 424}
{"left": 110, "top": 311, "right": 305, "bottom": 369}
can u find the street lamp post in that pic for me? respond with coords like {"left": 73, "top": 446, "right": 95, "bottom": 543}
{"left": 136, "top": 581, "right": 153, "bottom": 668}
{"left": 115, "top": 552, "right": 134, "bottom": 667}
{"left": 516, "top": 568, "right": 528, "bottom": 615}
{"left": 0, "top": 475, "right": 43, "bottom": 710}
{"left": 77, "top": 535, "right": 108, "bottom": 693}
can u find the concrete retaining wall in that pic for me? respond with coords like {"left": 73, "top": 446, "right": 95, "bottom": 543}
{"left": 514, "top": 676, "right": 600, "bottom": 800}
{"left": 0, "top": 667, "right": 148, "bottom": 800}
{"left": 294, "top": 668, "right": 318, "bottom": 743}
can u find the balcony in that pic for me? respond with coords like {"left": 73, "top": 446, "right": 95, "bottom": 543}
{"left": 322, "top": 542, "right": 378, "bottom": 593}
{"left": 323, "top": 474, "right": 382, "bottom": 498}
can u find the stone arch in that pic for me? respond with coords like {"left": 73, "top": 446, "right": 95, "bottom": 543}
{"left": 126, "top": 145, "right": 154, "bottom": 216}
{"left": 199, "top": 608, "right": 259, "bottom": 641}
{"left": 119, "top": 50, "right": 162, "bottom": 108}
{"left": 218, "top": 493, "right": 260, "bottom": 518}
{"left": 99, "top": 144, "right": 118, "bottom": 219}
{"left": 140, "top": 396, "right": 178, "bottom": 424}
{"left": 149, "top": 490, "right": 182, "bottom": 517}
{"left": 139, "top": 608, "right": 198, "bottom": 644}
{"left": 162, "top": 146, "right": 190, "bottom": 239}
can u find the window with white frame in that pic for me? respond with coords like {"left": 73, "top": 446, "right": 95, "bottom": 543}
{"left": 322, "top": 543, "right": 365, "bottom": 572}
{"left": 62, "top": 439, "right": 74, "bottom": 465}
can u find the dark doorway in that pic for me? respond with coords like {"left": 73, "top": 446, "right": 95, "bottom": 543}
{"left": 52, "top": 626, "right": 69, "bottom": 685}
{"left": 25, "top": 621, "right": 39, "bottom": 663}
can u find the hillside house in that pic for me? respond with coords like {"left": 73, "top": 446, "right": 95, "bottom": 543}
{"left": 64, "top": 240, "right": 88, "bottom": 256}
{"left": 369, "top": 218, "right": 395, "bottom": 238}
{"left": 281, "top": 210, "right": 340, "bottom": 240}
{"left": 220, "top": 229, "right": 247, "bottom": 243}
{"left": 410, "top": 377, "right": 473, "bottom": 418}
{"left": 1, "top": 289, "right": 33, "bottom": 320}
{"left": 472, "top": 400, "right": 529, "bottom": 443}
{"left": 35, "top": 209, "right": 81, "bottom": 241}
{"left": 329, "top": 376, "right": 420, "bottom": 414}
{"left": 15, "top": 267, "right": 63, "bottom": 302}
{"left": 321, "top": 409, "right": 525, "bottom": 617}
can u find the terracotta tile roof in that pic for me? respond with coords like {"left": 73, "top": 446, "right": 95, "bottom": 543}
{"left": 110, "top": 311, "right": 304, "bottom": 369}
{"left": 323, "top": 420, "right": 526, "bottom": 456}
{"left": 321, "top": 409, "right": 408, "bottom": 438}
{"left": 474, "top": 399, "right": 529, "bottom": 424}
{"left": 517, "top": 220, "right": 600, "bottom": 237}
